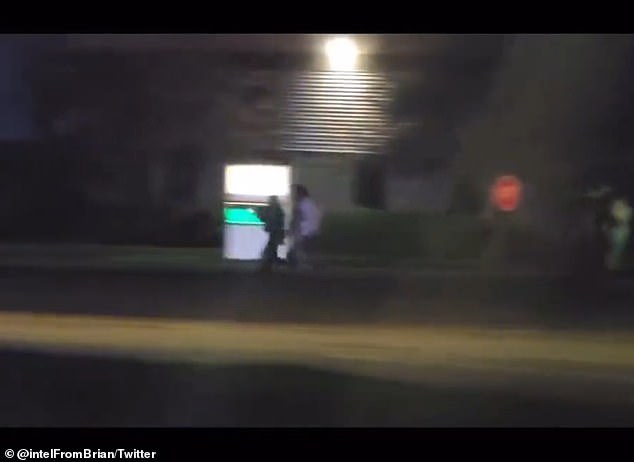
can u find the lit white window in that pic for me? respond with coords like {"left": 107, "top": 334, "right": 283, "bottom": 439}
{"left": 224, "top": 164, "right": 290, "bottom": 197}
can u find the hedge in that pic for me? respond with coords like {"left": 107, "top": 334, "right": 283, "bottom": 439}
{"left": 315, "top": 210, "right": 490, "bottom": 261}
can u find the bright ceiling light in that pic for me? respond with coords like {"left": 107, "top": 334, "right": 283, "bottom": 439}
{"left": 325, "top": 36, "right": 358, "bottom": 72}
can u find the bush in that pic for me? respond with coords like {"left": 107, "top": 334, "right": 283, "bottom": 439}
{"left": 422, "top": 215, "right": 490, "bottom": 260}
{"left": 79, "top": 205, "right": 220, "bottom": 247}
{"left": 315, "top": 210, "right": 489, "bottom": 261}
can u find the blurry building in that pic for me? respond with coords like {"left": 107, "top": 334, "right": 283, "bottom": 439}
{"left": 39, "top": 35, "right": 503, "bottom": 200}
{"left": 2, "top": 34, "right": 508, "bottom": 243}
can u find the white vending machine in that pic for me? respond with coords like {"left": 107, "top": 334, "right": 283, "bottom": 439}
{"left": 223, "top": 164, "right": 291, "bottom": 261}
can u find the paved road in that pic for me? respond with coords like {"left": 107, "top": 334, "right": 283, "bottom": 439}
{"left": 1, "top": 265, "right": 634, "bottom": 426}
{"left": 2, "top": 346, "right": 634, "bottom": 426}
{"left": 0, "top": 266, "right": 631, "bottom": 329}
{"left": 3, "top": 310, "right": 634, "bottom": 426}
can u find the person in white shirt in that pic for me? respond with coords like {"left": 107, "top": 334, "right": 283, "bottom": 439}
{"left": 288, "top": 184, "right": 321, "bottom": 269}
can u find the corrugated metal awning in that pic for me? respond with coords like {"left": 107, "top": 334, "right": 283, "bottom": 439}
{"left": 281, "top": 71, "right": 394, "bottom": 155}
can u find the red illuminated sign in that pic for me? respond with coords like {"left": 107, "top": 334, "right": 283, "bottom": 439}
{"left": 491, "top": 175, "right": 522, "bottom": 212}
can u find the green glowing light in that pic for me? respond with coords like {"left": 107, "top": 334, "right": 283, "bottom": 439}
{"left": 224, "top": 207, "right": 264, "bottom": 225}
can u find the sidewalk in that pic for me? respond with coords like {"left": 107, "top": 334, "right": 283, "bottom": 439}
{"left": 0, "top": 243, "right": 577, "bottom": 278}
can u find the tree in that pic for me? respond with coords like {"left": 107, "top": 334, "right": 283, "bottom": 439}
{"left": 458, "top": 34, "right": 634, "bottom": 191}
{"left": 388, "top": 36, "right": 506, "bottom": 180}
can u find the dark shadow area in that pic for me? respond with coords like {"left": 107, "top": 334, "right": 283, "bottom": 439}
{"left": 2, "top": 349, "right": 633, "bottom": 427}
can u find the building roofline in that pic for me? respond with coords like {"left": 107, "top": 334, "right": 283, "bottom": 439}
{"left": 61, "top": 34, "right": 503, "bottom": 59}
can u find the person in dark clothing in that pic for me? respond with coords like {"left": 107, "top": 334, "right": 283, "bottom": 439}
{"left": 586, "top": 185, "right": 620, "bottom": 271}
{"left": 259, "top": 195, "right": 285, "bottom": 271}
{"left": 594, "top": 188, "right": 617, "bottom": 268}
